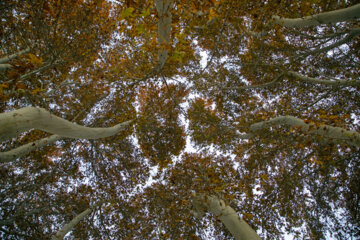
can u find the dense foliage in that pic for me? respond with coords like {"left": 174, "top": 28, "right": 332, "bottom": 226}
{"left": 1, "top": 0, "right": 359, "bottom": 239}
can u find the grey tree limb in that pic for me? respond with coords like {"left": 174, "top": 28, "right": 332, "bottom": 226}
{"left": 191, "top": 193, "right": 261, "bottom": 240}
{"left": 0, "top": 107, "right": 133, "bottom": 141}
{"left": 287, "top": 71, "right": 360, "bottom": 87}
{"left": 272, "top": 4, "right": 360, "bottom": 28}
{"left": 0, "top": 48, "right": 30, "bottom": 64}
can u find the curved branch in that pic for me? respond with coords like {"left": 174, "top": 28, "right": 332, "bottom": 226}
{"left": 272, "top": 4, "right": 360, "bottom": 28}
{"left": 0, "top": 107, "right": 133, "bottom": 141}
{"left": 287, "top": 71, "right": 360, "bottom": 87}
{"left": 250, "top": 116, "right": 360, "bottom": 147}
{"left": 191, "top": 193, "right": 261, "bottom": 240}
{"left": 51, "top": 208, "right": 92, "bottom": 240}
{"left": 0, "top": 134, "right": 63, "bottom": 163}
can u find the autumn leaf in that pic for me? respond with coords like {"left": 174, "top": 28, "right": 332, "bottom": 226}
{"left": 27, "top": 53, "right": 43, "bottom": 66}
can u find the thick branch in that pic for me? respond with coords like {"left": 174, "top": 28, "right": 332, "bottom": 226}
{"left": 0, "top": 48, "right": 30, "bottom": 64}
{"left": 0, "top": 134, "right": 63, "bottom": 163}
{"left": 0, "top": 64, "right": 12, "bottom": 71}
{"left": 51, "top": 208, "right": 92, "bottom": 240}
{"left": 191, "top": 194, "right": 261, "bottom": 240}
{"left": 272, "top": 4, "right": 360, "bottom": 28}
{"left": 250, "top": 116, "right": 360, "bottom": 147}
{"left": 287, "top": 71, "right": 360, "bottom": 87}
{"left": 0, "top": 107, "right": 132, "bottom": 141}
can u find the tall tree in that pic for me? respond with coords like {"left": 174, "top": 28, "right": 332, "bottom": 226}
{"left": 1, "top": 1, "right": 359, "bottom": 239}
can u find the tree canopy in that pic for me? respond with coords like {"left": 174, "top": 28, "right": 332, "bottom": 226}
{"left": 1, "top": 0, "right": 360, "bottom": 239}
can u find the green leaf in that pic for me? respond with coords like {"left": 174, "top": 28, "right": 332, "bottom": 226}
{"left": 141, "top": 8, "right": 150, "bottom": 17}
{"left": 121, "top": 7, "right": 135, "bottom": 18}
{"left": 136, "top": 24, "right": 146, "bottom": 34}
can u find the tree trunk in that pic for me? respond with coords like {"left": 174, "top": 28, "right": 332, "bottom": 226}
{"left": 155, "top": 0, "right": 172, "bottom": 68}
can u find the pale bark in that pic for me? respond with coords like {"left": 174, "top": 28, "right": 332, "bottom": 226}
{"left": 272, "top": 3, "right": 360, "bottom": 28}
{"left": 191, "top": 194, "right": 261, "bottom": 240}
{"left": 250, "top": 116, "right": 360, "bottom": 147}
{"left": 0, "top": 107, "right": 132, "bottom": 141}
{"left": 0, "top": 134, "right": 63, "bottom": 163}
{"left": 234, "top": 116, "right": 360, "bottom": 147}
{"left": 155, "top": 0, "right": 172, "bottom": 68}
{"left": 0, "top": 48, "right": 30, "bottom": 64}
{"left": 51, "top": 208, "right": 92, "bottom": 240}
{"left": 0, "top": 64, "right": 12, "bottom": 71}
{"left": 287, "top": 71, "right": 360, "bottom": 87}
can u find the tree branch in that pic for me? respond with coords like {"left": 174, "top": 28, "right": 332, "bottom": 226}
{"left": 287, "top": 71, "right": 360, "bottom": 87}
{"left": 272, "top": 3, "right": 360, "bottom": 28}
{"left": 51, "top": 200, "right": 106, "bottom": 240}
{"left": 0, "top": 64, "right": 13, "bottom": 71}
{"left": 0, "top": 134, "right": 63, "bottom": 163}
{"left": 190, "top": 193, "right": 261, "bottom": 240}
{"left": 0, "top": 107, "right": 133, "bottom": 141}
{"left": 20, "top": 61, "right": 60, "bottom": 81}
{"left": 0, "top": 48, "right": 30, "bottom": 64}
{"left": 302, "top": 28, "right": 360, "bottom": 58}
{"left": 223, "top": 73, "right": 284, "bottom": 90}
{"left": 51, "top": 208, "right": 92, "bottom": 240}
{"left": 250, "top": 116, "right": 360, "bottom": 147}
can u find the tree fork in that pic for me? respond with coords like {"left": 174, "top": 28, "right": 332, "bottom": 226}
{"left": 191, "top": 193, "right": 261, "bottom": 240}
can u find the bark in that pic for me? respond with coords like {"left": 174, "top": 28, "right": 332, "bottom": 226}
{"left": 302, "top": 28, "right": 360, "bottom": 58}
{"left": 0, "top": 134, "right": 63, "bottom": 163}
{"left": 191, "top": 194, "right": 261, "bottom": 240}
{"left": 20, "top": 61, "right": 56, "bottom": 81}
{"left": 287, "top": 71, "right": 360, "bottom": 87}
{"left": 272, "top": 3, "right": 360, "bottom": 28}
{"left": 224, "top": 68, "right": 359, "bottom": 90}
{"left": 0, "top": 48, "right": 30, "bottom": 64}
{"left": 235, "top": 116, "right": 360, "bottom": 147}
{"left": 250, "top": 116, "right": 360, "bottom": 147}
{"left": 51, "top": 208, "right": 92, "bottom": 240}
{"left": 223, "top": 73, "right": 284, "bottom": 90}
{"left": 155, "top": 0, "right": 172, "bottom": 68}
{"left": 0, "top": 107, "right": 132, "bottom": 141}
{"left": 0, "top": 64, "right": 12, "bottom": 71}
